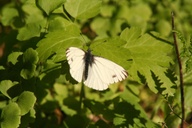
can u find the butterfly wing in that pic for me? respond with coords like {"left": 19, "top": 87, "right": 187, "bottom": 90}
{"left": 84, "top": 56, "right": 128, "bottom": 90}
{"left": 66, "top": 47, "right": 85, "bottom": 82}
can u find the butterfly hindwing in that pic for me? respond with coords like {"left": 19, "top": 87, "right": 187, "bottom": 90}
{"left": 84, "top": 56, "right": 127, "bottom": 90}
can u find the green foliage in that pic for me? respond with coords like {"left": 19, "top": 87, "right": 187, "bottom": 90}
{"left": 0, "top": 0, "right": 192, "bottom": 128}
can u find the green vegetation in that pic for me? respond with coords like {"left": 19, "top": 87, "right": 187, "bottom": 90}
{"left": 0, "top": 0, "right": 192, "bottom": 127}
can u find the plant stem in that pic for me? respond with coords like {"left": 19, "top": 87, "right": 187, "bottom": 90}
{"left": 171, "top": 12, "right": 185, "bottom": 128}
{"left": 79, "top": 82, "right": 85, "bottom": 109}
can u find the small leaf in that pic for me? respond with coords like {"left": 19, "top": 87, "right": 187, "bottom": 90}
{"left": 61, "top": 105, "right": 77, "bottom": 116}
{"left": 37, "top": 0, "right": 66, "bottom": 15}
{"left": 23, "top": 48, "right": 39, "bottom": 65}
{"left": 1, "top": 102, "right": 21, "bottom": 128}
{"left": 8, "top": 52, "right": 23, "bottom": 65}
{"left": 65, "top": 0, "right": 102, "bottom": 19}
{"left": 16, "top": 91, "right": 36, "bottom": 115}
{"left": 1, "top": 6, "right": 19, "bottom": 26}
{"left": 113, "top": 116, "right": 126, "bottom": 126}
{"left": 17, "top": 23, "right": 41, "bottom": 41}
{"left": 20, "top": 48, "right": 39, "bottom": 79}
{"left": 0, "top": 80, "right": 19, "bottom": 99}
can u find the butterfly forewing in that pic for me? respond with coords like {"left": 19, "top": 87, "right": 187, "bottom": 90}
{"left": 66, "top": 47, "right": 85, "bottom": 82}
{"left": 66, "top": 47, "right": 128, "bottom": 91}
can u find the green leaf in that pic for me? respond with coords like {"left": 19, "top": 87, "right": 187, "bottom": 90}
{"left": 23, "top": 48, "right": 39, "bottom": 64}
{"left": 90, "top": 17, "right": 110, "bottom": 37}
{"left": 48, "top": 15, "right": 71, "bottom": 32}
{"left": 61, "top": 105, "right": 77, "bottom": 116}
{"left": 90, "top": 37, "right": 132, "bottom": 69}
{"left": 22, "top": 1, "right": 45, "bottom": 24}
{"left": 17, "top": 1, "right": 46, "bottom": 40}
{"left": 19, "top": 109, "right": 36, "bottom": 128}
{"left": 7, "top": 52, "right": 23, "bottom": 65}
{"left": 54, "top": 83, "right": 68, "bottom": 97}
{"left": 36, "top": 24, "right": 82, "bottom": 62}
{"left": 17, "top": 23, "right": 41, "bottom": 41}
{"left": 20, "top": 48, "right": 39, "bottom": 79}
{"left": 1, "top": 102, "right": 21, "bottom": 128}
{"left": 120, "top": 86, "right": 140, "bottom": 104}
{"left": 37, "top": 0, "right": 66, "bottom": 15}
{"left": 118, "top": 3, "right": 152, "bottom": 27}
{"left": 113, "top": 116, "right": 126, "bottom": 126}
{"left": 121, "top": 27, "right": 175, "bottom": 96}
{"left": 65, "top": 0, "right": 102, "bottom": 19}
{"left": 16, "top": 91, "right": 36, "bottom": 115}
{"left": 155, "top": 20, "right": 171, "bottom": 36}
{"left": 1, "top": 5, "right": 19, "bottom": 26}
{"left": 0, "top": 80, "right": 19, "bottom": 99}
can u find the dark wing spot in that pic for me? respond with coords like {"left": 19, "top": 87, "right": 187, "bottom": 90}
{"left": 112, "top": 74, "right": 117, "bottom": 78}
{"left": 71, "top": 58, "right": 73, "bottom": 62}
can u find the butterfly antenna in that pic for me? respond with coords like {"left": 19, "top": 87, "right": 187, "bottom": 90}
{"left": 80, "top": 33, "right": 91, "bottom": 49}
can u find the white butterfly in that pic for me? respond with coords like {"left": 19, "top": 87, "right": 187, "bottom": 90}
{"left": 66, "top": 47, "right": 128, "bottom": 91}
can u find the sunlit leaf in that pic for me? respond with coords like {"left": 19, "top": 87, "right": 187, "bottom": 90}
{"left": 37, "top": 0, "right": 66, "bottom": 15}
{"left": 16, "top": 91, "right": 36, "bottom": 115}
{"left": 65, "top": 0, "right": 102, "bottom": 19}
{"left": 121, "top": 27, "right": 175, "bottom": 96}
{"left": 1, "top": 102, "right": 21, "bottom": 128}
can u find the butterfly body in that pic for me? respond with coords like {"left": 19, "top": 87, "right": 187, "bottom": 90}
{"left": 84, "top": 48, "right": 94, "bottom": 80}
{"left": 66, "top": 47, "right": 128, "bottom": 90}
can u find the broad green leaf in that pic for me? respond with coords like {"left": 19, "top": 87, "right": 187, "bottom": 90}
{"left": 37, "top": 0, "right": 66, "bottom": 15}
{"left": 90, "top": 37, "right": 132, "bottom": 69}
{"left": 1, "top": 102, "right": 21, "bottom": 128}
{"left": 8, "top": 52, "right": 23, "bottom": 65}
{"left": 36, "top": 24, "right": 82, "bottom": 62}
{"left": 16, "top": 91, "right": 36, "bottom": 115}
{"left": 48, "top": 15, "right": 71, "bottom": 32}
{"left": 121, "top": 27, "right": 175, "bottom": 96}
{"left": 0, "top": 80, "right": 19, "bottom": 99}
{"left": 20, "top": 48, "right": 39, "bottom": 79}
{"left": 65, "top": 0, "right": 102, "bottom": 19}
